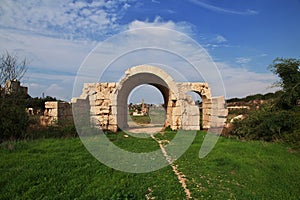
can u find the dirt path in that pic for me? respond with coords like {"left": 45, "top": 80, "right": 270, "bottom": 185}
{"left": 125, "top": 123, "right": 164, "bottom": 134}
{"left": 150, "top": 135, "right": 192, "bottom": 199}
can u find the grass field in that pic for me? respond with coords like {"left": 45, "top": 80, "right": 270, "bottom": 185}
{"left": 1, "top": 131, "right": 300, "bottom": 199}
{"left": 129, "top": 109, "right": 166, "bottom": 125}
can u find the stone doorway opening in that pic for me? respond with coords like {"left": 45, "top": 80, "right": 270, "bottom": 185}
{"left": 127, "top": 84, "right": 166, "bottom": 133}
{"left": 186, "top": 91, "right": 203, "bottom": 130}
{"left": 113, "top": 70, "right": 174, "bottom": 132}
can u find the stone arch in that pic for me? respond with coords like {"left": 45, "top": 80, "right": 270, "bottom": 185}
{"left": 188, "top": 83, "right": 212, "bottom": 130}
{"left": 175, "top": 82, "right": 212, "bottom": 130}
{"left": 72, "top": 65, "right": 227, "bottom": 132}
{"left": 110, "top": 65, "right": 180, "bottom": 130}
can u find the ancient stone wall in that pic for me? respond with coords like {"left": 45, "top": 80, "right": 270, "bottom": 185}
{"left": 72, "top": 65, "right": 228, "bottom": 132}
{"left": 42, "top": 101, "right": 73, "bottom": 125}
{"left": 72, "top": 83, "right": 118, "bottom": 132}
{"left": 4, "top": 80, "right": 28, "bottom": 97}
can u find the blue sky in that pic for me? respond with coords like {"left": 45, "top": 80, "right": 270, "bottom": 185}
{"left": 0, "top": 0, "right": 299, "bottom": 102}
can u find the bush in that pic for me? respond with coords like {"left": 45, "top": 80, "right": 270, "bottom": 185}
{"left": 0, "top": 97, "right": 29, "bottom": 142}
{"left": 25, "top": 119, "right": 77, "bottom": 140}
{"left": 230, "top": 104, "right": 300, "bottom": 143}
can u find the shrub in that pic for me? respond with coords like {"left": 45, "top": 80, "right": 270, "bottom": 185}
{"left": 0, "top": 97, "right": 29, "bottom": 142}
{"left": 230, "top": 104, "right": 300, "bottom": 143}
{"left": 25, "top": 119, "right": 77, "bottom": 140}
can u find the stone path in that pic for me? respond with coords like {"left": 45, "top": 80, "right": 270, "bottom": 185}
{"left": 150, "top": 135, "right": 192, "bottom": 199}
{"left": 125, "top": 123, "right": 164, "bottom": 134}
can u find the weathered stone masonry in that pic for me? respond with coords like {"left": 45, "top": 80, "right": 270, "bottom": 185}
{"left": 72, "top": 65, "right": 227, "bottom": 132}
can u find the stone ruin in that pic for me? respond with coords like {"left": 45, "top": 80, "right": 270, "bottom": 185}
{"left": 72, "top": 65, "right": 228, "bottom": 132}
{"left": 0, "top": 79, "right": 28, "bottom": 97}
{"left": 40, "top": 101, "right": 73, "bottom": 126}
{"left": 131, "top": 99, "right": 149, "bottom": 116}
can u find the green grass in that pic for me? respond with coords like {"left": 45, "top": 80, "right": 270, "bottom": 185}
{"left": 129, "top": 115, "right": 151, "bottom": 124}
{"left": 129, "top": 109, "right": 166, "bottom": 125}
{"left": 174, "top": 133, "right": 300, "bottom": 199}
{"left": 1, "top": 131, "right": 300, "bottom": 199}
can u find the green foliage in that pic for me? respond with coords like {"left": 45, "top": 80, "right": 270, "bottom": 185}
{"left": 0, "top": 96, "right": 29, "bottom": 142}
{"left": 0, "top": 92, "right": 75, "bottom": 142}
{"left": 228, "top": 58, "right": 300, "bottom": 146}
{"left": 228, "top": 108, "right": 249, "bottom": 116}
{"left": 231, "top": 105, "right": 300, "bottom": 145}
{"left": 269, "top": 58, "right": 300, "bottom": 108}
{"left": 25, "top": 96, "right": 57, "bottom": 111}
{"left": 227, "top": 92, "right": 279, "bottom": 103}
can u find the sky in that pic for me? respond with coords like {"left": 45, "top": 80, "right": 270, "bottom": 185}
{"left": 1, "top": 0, "right": 299, "bottom": 103}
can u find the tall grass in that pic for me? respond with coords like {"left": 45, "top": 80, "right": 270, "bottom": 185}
{"left": 1, "top": 131, "right": 300, "bottom": 199}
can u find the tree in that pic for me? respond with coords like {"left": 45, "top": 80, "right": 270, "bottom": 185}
{"left": 268, "top": 58, "right": 300, "bottom": 108}
{"left": 0, "top": 51, "right": 28, "bottom": 86}
{"left": 0, "top": 51, "right": 29, "bottom": 141}
{"left": 227, "top": 58, "right": 300, "bottom": 146}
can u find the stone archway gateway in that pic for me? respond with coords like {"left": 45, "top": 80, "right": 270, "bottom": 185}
{"left": 72, "top": 65, "right": 228, "bottom": 132}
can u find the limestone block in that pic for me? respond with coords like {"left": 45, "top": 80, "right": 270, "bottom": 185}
{"left": 94, "top": 93, "right": 103, "bottom": 100}
{"left": 108, "top": 82, "right": 116, "bottom": 88}
{"left": 186, "top": 106, "right": 200, "bottom": 116}
{"left": 90, "top": 116, "right": 100, "bottom": 125}
{"left": 109, "top": 115, "right": 117, "bottom": 125}
{"left": 108, "top": 125, "right": 118, "bottom": 132}
{"left": 70, "top": 98, "right": 77, "bottom": 104}
{"left": 90, "top": 106, "right": 100, "bottom": 115}
{"left": 213, "top": 109, "right": 228, "bottom": 117}
{"left": 89, "top": 94, "right": 97, "bottom": 101}
{"left": 89, "top": 99, "right": 103, "bottom": 106}
{"left": 209, "top": 116, "right": 226, "bottom": 127}
{"left": 99, "top": 109, "right": 110, "bottom": 114}
{"left": 212, "top": 96, "right": 226, "bottom": 108}
{"left": 45, "top": 101, "right": 58, "bottom": 109}
{"left": 182, "top": 115, "right": 199, "bottom": 126}
{"left": 48, "top": 111, "right": 58, "bottom": 117}
{"left": 181, "top": 125, "right": 200, "bottom": 131}
{"left": 204, "top": 109, "right": 212, "bottom": 115}
{"left": 79, "top": 93, "right": 88, "bottom": 100}
{"left": 83, "top": 83, "right": 91, "bottom": 89}
{"left": 111, "top": 106, "right": 117, "bottom": 115}
{"left": 96, "top": 84, "right": 102, "bottom": 91}
{"left": 169, "top": 93, "right": 179, "bottom": 101}
{"left": 100, "top": 119, "right": 108, "bottom": 125}
{"left": 101, "top": 82, "right": 108, "bottom": 88}
{"left": 169, "top": 106, "right": 182, "bottom": 116}
{"left": 171, "top": 115, "right": 181, "bottom": 127}
{"left": 202, "top": 101, "right": 212, "bottom": 108}
{"left": 101, "top": 100, "right": 110, "bottom": 107}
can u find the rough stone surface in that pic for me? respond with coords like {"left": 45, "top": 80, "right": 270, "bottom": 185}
{"left": 72, "top": 65, "right": 228, "bottom": 132}
{"left": 42, "top": 101, "right": 73, "bottom": 125}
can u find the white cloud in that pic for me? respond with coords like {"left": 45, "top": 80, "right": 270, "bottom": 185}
{"left": 215, "top": 35, "right": 227, "bottom": 43}
{"left": 128, "top": 16, "right": 194, "bottom": 34}
{"left": 152, "top": 0, "right": 160, "bottom": 4}
{"left": 0, "top": 0, "right": 136, "bottom": 40}
{"left": 217, "top": 62, "right": 279, "bottom": 98}
{"left": 0, "top": 1, "right": 274, "bottom": 101}
{"left": 73, "top": 19, "right": 279, "bottom": 102}
{"left": 0, "top": 29, "right": 95, "bottom": 72}
{"left": 73, "top": 19, "right": 228, "bottom": 99}
{"left": 187, "top": 0, "right": 258, "bottom": 15}
{"left": 45, "top": 84, "right": 66, "bottom": 99}
{"left": 235, "top": 57, "right": 251, "bottom": 64}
